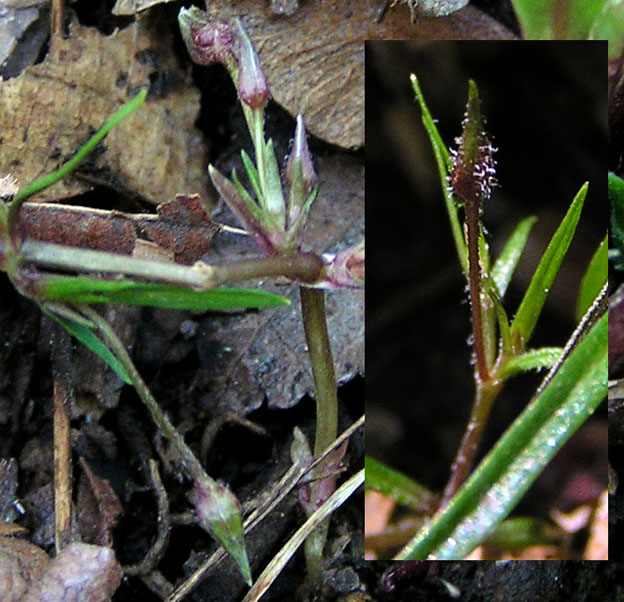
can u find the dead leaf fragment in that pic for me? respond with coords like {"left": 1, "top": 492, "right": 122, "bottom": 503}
{"left": 22, "top": 194, "right": 219, "bottom": 265}
{"left": 22, "top": 543, "right": 122, "bottom": 602}
{"left": 77, "top": 458, "right": 123, "bottom": 548}
{"left": 0, "top": 537, "right": 49, "bottom": 602}
{"left": 0, "top": 13, "right": 208, "bottom": 205}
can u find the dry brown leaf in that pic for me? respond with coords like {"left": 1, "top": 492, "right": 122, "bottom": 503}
{"left": 77, "top": 458, "right": 123, "bottom": 548}
{"left": 583, "top": 489, "right": 608, "bottom": 560}
{"left": 199, "top": 0, "right": 515, "bottom": 149}
{"left": 0, "top": 12, "right": 208, "bottom": 205}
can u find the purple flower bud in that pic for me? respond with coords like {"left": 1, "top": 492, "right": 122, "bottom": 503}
{"left": 190, "top": 475, "right": 252, "bottom": 586}
{"left": 449, "top": 80, "right": 496, "bottom": 211}
{"left": 233, "top": 18, "right": 270, "bottom": 110}
{"left": 178, "top": 7, "right": 237, "bottom": 73}
{"left": 285, "top": 116, "right": 316, "bottom": 192}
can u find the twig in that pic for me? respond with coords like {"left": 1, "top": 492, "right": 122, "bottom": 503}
{"left": 53, "top": 378, "right": 72, "bottom": 553}
{"left": 124, "top": 459, "right": 171, "bottom": 576}
{"left": 241, "top": 469, "right": 364, "bottom": 602}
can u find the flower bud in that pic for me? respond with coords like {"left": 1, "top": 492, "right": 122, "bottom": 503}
{"left": 233, "top": 18, "right": 270, "bottom": 110}
{"left": 178, "top": 7, "right": 237, "bottom": 73}
{"left": 190, "top": 475, "right": 252, "bottom": 586}
{"left": 285, "top": 116, "right": 316, "bottom": 193}
{"left": 449, "top": 80, "right": 496, "bottom": 211}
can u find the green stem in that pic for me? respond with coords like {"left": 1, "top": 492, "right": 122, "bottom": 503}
{"left": 80, "top": 305, "right": 251, "bottom": 584}
{"left": 242, "top": 103, "right": 268, "bottom": 207}
{"left": 299, "top": 286, "right": 339, "bottom": 586}
{"left": 14, "top": 238, "right": 324, "bottom": 292}
{"left": 81, "top": 305, "right": 205, "bottom": 480}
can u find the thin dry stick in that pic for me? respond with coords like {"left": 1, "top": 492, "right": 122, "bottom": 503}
{"left": 241, "top": 469, "right": 364, "bottom": 602}
{"left": 53, "top": 378, "right": 72, "bottom": 553}
{"left": 124, "top": 459, "right": 171, "bottom": 577}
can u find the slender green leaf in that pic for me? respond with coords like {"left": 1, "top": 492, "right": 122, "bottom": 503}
{"left": 486, "top": 284, "right": 513, "bottom": 356}
{"left": 240, "top": 148, "right": 263, "bottom": 203}
{"left": 365, "top": 456, "right": 437, "bottom": 513}
{"left": 410, "top": 74, "right": 467, "bottom": 275}
{"left": 43, "top": 306, "right": 132, "bottom": 384}
{"left": 510, "top": 183, "right": 587, "bottom": 347}
{"left": 484, "top": 517, "right": 559, "bottom": 550}
{"left": 262, "top": 138, "right": 286, "bottom": 228}
{"left": 39, "top": 276, "right": 290, "bottom": 310}
{"left": 576, "top": 235, "right": 607, "bottom": 321}
{"left": 610, "top": 172, "right": 624, "bottom": 269}
{"left": 231, "top": 168, "right": 267, "bottom": 222}
{"left": 396, "top": 312, "right": 606, "bottom": 560}
{"left": 491, "top": 216, "right": 537, "bottom": 298}
{"left": 495, "top": 347, "right": 563, "bottom": 380}
{"left": 13, "top": 88, "right": 148, "bottom": 205}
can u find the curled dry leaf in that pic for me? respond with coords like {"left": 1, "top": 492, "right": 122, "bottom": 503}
{"left": 0, "top": 12, "right": 208, "bottom": 205}
{"left": 21, "top": 194, "right": 220, "bottom": 265}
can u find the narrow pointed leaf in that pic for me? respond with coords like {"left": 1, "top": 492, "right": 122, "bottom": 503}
{"left": 510, "top": 183, "right": 587, "bottom": 347}
{"left": 240, "top": 149, "right": 263, "bottom": 203}
{"left": 39, "top": 275, "right": 290, "bottom": 310}
{"left": 209, "top": 164, "right": 274, "bottom": 254}
{"left": 491, "top": 216, "right": 537, "bottom": 298}
{"left": 262, "top": 138, "right": 285, "bottom": 228}
{"left": 486, "top": 284, "right": 513, "bottom": 355}
{"left": 231, "top": 167, "right": 265, "bottom": 221}
{"left": 410, "top": 74, "right": 467, "bottom": 274}
{"left": 365, "top": 456, "right": 437, "bottom": 513}
{"left": 495, "top": 347, "right": 563, "bottom": 380}
{"left": 576, "top": 234, "right": 607, "bottom": 320}
{"left": 43, "top": 307, "right": 132, "bottom": 384}
{"left": 13, "top": 88, "right": 148, "bottom": 205}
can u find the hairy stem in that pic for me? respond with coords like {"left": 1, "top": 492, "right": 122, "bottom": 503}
{"left": 466, "top": 208, "right": 489, "bottom": 382}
